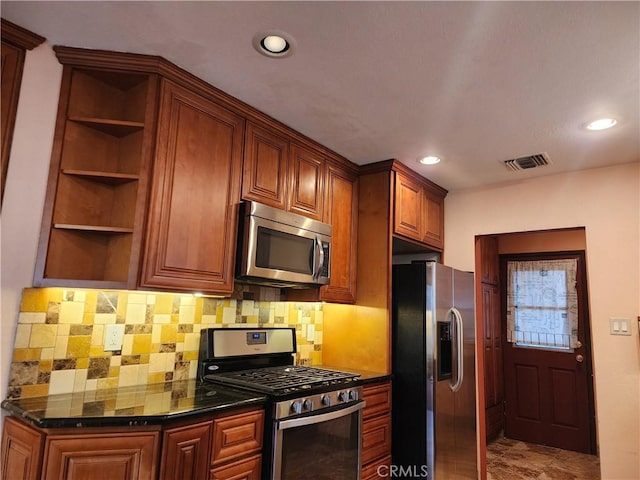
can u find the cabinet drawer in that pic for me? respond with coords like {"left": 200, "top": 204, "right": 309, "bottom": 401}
{"left": 211, "top": 409, "right": 264, "bottom": 465}
{"left": 361, "top": 413, "right": 391, "bottom": 465}
{"left": 362, "top": 454, "right": 392, "bottom": 480}
{"left": 209, "top": 453, "right": 261, "bottom": 480}
{"left": 362, "top": 382, "right": 391, "bottom": 420}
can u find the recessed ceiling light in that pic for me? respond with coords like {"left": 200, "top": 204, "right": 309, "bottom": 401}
{"left": 586, "top": 118, "right": 617, "bottom": 130}
{"left": 253, "top": 31, "right": 296, "bottom": 58}
{"left": 418, "top": 156, "right": 441, "bottom": 165}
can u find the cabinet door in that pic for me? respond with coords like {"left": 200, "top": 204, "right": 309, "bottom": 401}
{"left": 1, "top": 417, "right": 44, "bottom": 480}
{"left": 242, "top": 122, "right": 288, "bottom": 210}
{"left": 288, "top": 143, "right": 324, "bottom": 220}
{"left": 211, "top": 409, "right": 263, "bottom": 466}
{"left": 361, "top": 414, "right": 392, "bottom": 466}
{"left": 393, "top": 172, "right": 422, "bottom": 241}
{"left": 209, "top": 454, "right": 261, "bottom": 480}
{"left": 422, "top": 186, "right": 444, "bottom": 250}
{"left": 320, "top": 162, "right": 357, "bottom": 303}
{"left": 141, "top": 80, "right": 244, "bottom": 295}
{"left": 159, "top": 421, "right": 212, "bottom": 480}
{"left": 42, "top": 431, "right": 159, "bottom": 480}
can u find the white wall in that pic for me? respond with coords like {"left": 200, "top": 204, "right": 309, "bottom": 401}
{"left": 0, "top": 44, "right": 62, "bottom": 415}
{"left": 445, "top": 163, "right": 640, "bottom": 480}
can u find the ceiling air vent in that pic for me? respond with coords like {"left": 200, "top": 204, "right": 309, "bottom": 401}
{"left": 503, "top": 153, "right": 551, "bottom": 171}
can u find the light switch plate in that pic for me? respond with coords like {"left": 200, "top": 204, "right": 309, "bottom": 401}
{"left": 105, "top": 324, "right": 125, "bottom": 350}
{"left": 610, "top": 318, "right": 631, "bottom": 336}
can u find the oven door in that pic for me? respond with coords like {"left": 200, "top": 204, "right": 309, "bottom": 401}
{"left": 272, "top": 401, "right": 364, "bottom": 480}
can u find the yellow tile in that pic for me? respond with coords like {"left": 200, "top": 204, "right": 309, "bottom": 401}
{"left": 139, "top": 354, "right": 150, "bottom": 365}
{"left": 182, "top": 350, "right": 199, "bottom": 361}
{"left": 83, "top": 312, "right": 95, "bottom": 324}
{"left": 13, "top": 348, "right": 41, "bottom": 362}
{"left": 161, "top": 325, "right": 177, "bottom": 344}
{"left": 67, "top": 336, "right": 91, "bottom": 358}
{"left": 117, "top": 293, "right": 128, "bottom": 318}
{"left": 310, "top": 351, "right": 322, "bottom": 365}
{"left": 176, "top": 332, "right": 185, "bottom": 343}
{"left": 154, "top": 294, "right": 173, "bottom": 315}
{"left": 76, "top": 357, "right": 89, "bottom": 369}
{"left": 97, "top": 377, "right": 119, "bottom": 390}
{"left": 84, "top": 291, "right": 98, "bottom": 313}
{"left": 109, "top": 366, "right": 120, "bottom": 377}
{"left": 132, "top": 334, "right": 152, "bottom": 354}
{"left": 194, "top": 298, "right": 203, "bottom": 323}
{"left": 19, "top": 384, "right": 50, "bottom": 398}
{"left": 29, "top": 324, "right": 57, "bottom": 348}
{"left": 20, "top": 288, "right": 49, "bottom": 312}
{"left": 89, "top": 345, "right": 106, "bottom": 357}
{"left": 47, "top": 288, "right": 64, "bottom": 304}
{"left": 147, "top": 372, "right": 166, "bottom": 385}
{"left": 39, "top": 359, "right": 53, "bottom": 372}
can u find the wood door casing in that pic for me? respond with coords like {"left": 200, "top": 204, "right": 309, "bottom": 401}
{"left": 502, "top": 252, "right": 595, "bottom": 454}
{"left": 482, "top": 282, "right": 503, "bottom": 439}
{"left": 141, "top": 79, "right": 244, "bottom": 295}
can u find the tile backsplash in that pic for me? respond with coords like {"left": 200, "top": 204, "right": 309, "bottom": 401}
{"left": 8, "top": 287, "right": 323, "bottom": 399}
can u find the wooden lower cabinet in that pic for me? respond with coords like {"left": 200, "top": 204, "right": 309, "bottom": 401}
{"left": 2, "top": 407, "right": 264, "bottom": 480}
{"left": 361, "top": 382, "right": 392, "bottom": 478}
{"left": 209, "top": 453, "right": 261, "bottom": 480}
{"left": 42, "top": 429, "right": 160, "bottom": 480}
{"left": 160, "top": 420, "right": 212, "bottom": 480}
{"left": 1, "top": 417, "right": 44, "bottom": 480}
{"left": 361, "top": 455, "right": 392, "bottom": 480}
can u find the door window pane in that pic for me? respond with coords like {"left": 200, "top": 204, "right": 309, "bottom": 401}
{"left": 506, "top": 259, "right": 578, "bottom": 350}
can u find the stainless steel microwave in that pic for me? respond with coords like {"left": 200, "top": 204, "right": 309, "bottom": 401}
{"left": 236, "top": 201, "right": 331, "bottom": 287}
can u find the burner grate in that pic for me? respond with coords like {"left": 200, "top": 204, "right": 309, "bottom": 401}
{"left": 206, "top": 365, "right": 359, "bottom": 395}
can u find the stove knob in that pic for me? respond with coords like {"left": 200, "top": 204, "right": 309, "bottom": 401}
{"left": 303, "top": 399, "right": 314, "bottom": 411}
{"left": 321, "top": 395, "right": 332, "bottom": 407}
{"left": 290, "top": 400, "right": 303, "bottom": 415}
{"left": 337, "top": 391, "right": 348, "bottom": 403}
{"left": 348, "top": 390, "right": 358, "bottom": 401}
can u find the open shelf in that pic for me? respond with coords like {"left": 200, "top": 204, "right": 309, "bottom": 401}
{"left": 68, "top": 117, "right": 144, "bottom": 137}
{"left": 53, "top": 224, "right": 135, "bottom": 234}
{"left": 62, "top": 169, "right": 139, "bottom": 185}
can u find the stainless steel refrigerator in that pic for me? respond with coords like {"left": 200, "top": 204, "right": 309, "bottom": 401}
{"left": 392, "top": 262, "right": 477, "bottom": 479}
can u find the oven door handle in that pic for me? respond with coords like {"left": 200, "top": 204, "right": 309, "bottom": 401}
{"left": 276, "top": 401, "right": 365, "bottom": 431}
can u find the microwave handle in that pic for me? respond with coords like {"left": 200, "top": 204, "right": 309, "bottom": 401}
{"left": 313, "top": 235, "right": 325, "bottom": 280}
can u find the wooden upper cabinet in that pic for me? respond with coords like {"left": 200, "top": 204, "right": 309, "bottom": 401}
{"left": 422, "top": 185, "right": 445, "bottom": 250}
{"left": 392, "top": 165, "right": 447, "bottom": 251}
{"left": 241, "top": 125, "right": 325, "bottom": 221}
{"left": 394, "top": 172, "right": 423, "bottom": 241}
{"left": 320, "top": 161, "right": 358, "bottom": 303}
{"left": 242, "top": 122, "right": 288, "bottom": 210}
{"left": 34, "top": 49, "right": 159, "bottom": 289}
{"left": 141, "top": 79, "right": 244, "bottom": 295}
{"left": 287, "top": 143, "right": 325, "bottom": 220}
{"left": 1, "top": 19, "right": 45, "bottom": 205}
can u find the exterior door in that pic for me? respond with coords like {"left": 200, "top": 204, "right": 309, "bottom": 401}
{"left": 502, "top": 252, "right": 595, "bottom": 454}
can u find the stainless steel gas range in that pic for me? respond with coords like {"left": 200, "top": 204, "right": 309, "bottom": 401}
{"left": 199, "top": 327, "right": 364, "bottom": 480}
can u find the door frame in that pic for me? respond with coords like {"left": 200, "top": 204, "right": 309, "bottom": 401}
{"left": 499, "top": 250, "right": 597, "bottom": 454}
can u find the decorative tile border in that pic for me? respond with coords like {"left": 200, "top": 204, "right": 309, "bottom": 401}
{"left": 8, "top": 288, "right": 323, "bottom": 399}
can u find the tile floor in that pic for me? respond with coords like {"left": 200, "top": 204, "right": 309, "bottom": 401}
{"left": 487, "top": 436, "right": 600, "bottom": 480}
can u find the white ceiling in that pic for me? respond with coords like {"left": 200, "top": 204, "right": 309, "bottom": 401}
{"left": 3, "top": 1, "right": 639, "bottom": 192}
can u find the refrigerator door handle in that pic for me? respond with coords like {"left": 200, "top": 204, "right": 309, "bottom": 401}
{"left": 449, "top": 307, "right": 464, "bottom": 392}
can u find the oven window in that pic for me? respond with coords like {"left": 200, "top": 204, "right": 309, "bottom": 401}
{"left": 279, "top": 411, "right": 360, "bottom": 479}
{"left": 256, "top": 226, "right": 314, "bottom": 274}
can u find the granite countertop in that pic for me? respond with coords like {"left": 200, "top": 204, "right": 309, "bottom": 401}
{"left": 1, "top": 380, "right": 266, "bottom": 429}
{"left": 318, "top": 365, "right": 392, "bottom": 385}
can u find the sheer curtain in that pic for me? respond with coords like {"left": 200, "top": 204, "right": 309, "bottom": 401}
{"left": 506, "top": 258, "right": 579, "bottom": 349}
